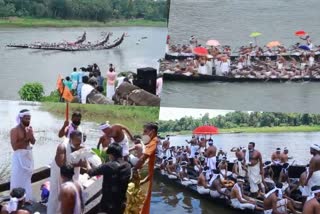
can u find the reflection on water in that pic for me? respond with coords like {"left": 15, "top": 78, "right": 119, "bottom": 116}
{"left": 0, "top": 27, "right": 166, "bottom": 100}
{"left": 0, "top": 100, "right": 101, "bottom": 182}
{"left": 151, "top": 178, "right": 238, "bottom": 214}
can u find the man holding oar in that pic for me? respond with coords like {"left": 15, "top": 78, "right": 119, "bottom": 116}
{"left": 10, "top": 109, "right": 36, "bottom": 203}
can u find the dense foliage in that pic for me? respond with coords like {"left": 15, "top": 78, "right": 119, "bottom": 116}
{"left": 159, "top": 111, "right": 320, "bottom": 132}
{"left": 0, "top": 0, "right": 168, "bottom": 22}
{"left": 18, "top": 82, "right": 45, "bottom": 101}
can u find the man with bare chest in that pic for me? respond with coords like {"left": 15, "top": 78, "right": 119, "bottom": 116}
{"left": 305, "top": 144, "right": 320, "bottom": 196}
{"left": 205, "top": 140, "right": 217, "bottom": 172}
{"left": 10, "top": 109, "right": 36, "bottom": 202}
{"left": 280, "top": 148, "right": 289, "bottom": 165}
{"left": 271, "top": 148, "right": 281, "bottom": 165}
{"left": 128, "top": 137, "right": 145, "bottom": 166}
{"left": 303, "top": 185, "right": 320, "bottom": 214}
{"left": 99, "top": 122, "right": 134, "bottom": 160}
{"left": 245, "top": 142, "right": 264, "bottom": 196}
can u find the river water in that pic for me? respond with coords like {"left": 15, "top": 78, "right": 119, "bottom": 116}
{"left": 162, "top": 0, "right": 320, "bottom": 113}
{"left": 0, "top": 27, "right": 166, "bottom": 100}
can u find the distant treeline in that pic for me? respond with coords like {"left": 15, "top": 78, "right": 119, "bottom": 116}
{"left": 0, "top": 0, "right": 168, "bottom": 22}
{"left": 159, "top": 111, "right": 320, "bottom": 132}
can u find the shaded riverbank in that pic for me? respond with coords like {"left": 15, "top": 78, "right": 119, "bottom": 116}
{"left": 0, "top": 17, "right": 167, "bottom": 28}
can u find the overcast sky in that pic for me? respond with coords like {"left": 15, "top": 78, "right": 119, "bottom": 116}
{"left": 159, "top": 107, "right": 235, "bottom": 121}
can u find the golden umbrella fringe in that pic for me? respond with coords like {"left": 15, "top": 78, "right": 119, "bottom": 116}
{"left": 125, "top": 170, "right": 146, "bottom": 214}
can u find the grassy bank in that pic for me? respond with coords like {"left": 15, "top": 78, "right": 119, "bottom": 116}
{"left": 41, "top": 102, "right": 159, "bottom": 134}
{"left": 160, "top": 125, "right": 320, "bottom": 136}
{"left": 0, "top": 17, "right": 166, "bottom": 28}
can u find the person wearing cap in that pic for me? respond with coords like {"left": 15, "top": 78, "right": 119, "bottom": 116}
{"left": 99, "top": 122, "right": 134, "bottom": 161}
{"left": 165, "top": 157, "right": 178, "bottom": 179}
{"left": 197, "top": 168, "right": 211, "bottom": 195}
{"left": 10, "top": 109, "right": 36, "bottom": 202}
{"left": 87, "top": 143, "right": 131, "bottom": 214}
{"left": 271, "top": 148, "right": 282, "bottom": 165}
{"left": 47, "top": 130, "right": 86, "bottom": 214}
{"left": 264, "top": 182, "right": 297, "bottom": 214}
{"left": 303, "top": 185, "right": 320, "bottom": 214}
{"left": 280, "top": 148, "right": 289, "bottom": 165}
{"left": 230, "top": 176, "right": 263, "bottom": 211}
{"left": 1, "top": 187, "right": 31, "bottom": 214}
{"left": 305, "top": 144, "right": 320, "bottom": 196}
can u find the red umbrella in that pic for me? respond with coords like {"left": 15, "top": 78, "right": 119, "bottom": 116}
{"left": 193, "top": 47, "right": 208, "bottom": 56}
{"left": 295, "top": 30, "right": 307, "bottom": 36}
{"left": 193, "top": 125, "right": 219, "bottom": 135}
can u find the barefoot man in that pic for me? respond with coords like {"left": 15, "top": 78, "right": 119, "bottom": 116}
{"left": 132, "top": 123, "right": 158, "bottom": 214}
{"left": 10, "top": 109, "right": 36, "bottom": 202}
{"left": 246, "top": 142, "right": 264, "bottom": 196}
{"left": 305, "top": 144, "right": 320, "bottom": 196}
{"left": 99, "top": 122, "right": 134, "bottom": 161}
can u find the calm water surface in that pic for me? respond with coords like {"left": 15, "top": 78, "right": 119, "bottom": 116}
{"left": 162, "top": 0, "right": 320, "bottom": 113}
{"left": 0, "top": 27, "right": 166, "bottom": 100}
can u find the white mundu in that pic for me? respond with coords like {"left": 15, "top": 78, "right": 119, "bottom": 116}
{"left": 198, "top": 64, "right": 208, "bottom": 75}
{"left": 47, "top": 139, "right": 81, "bottom": 214}
{"left": 231, "top": 183, "right": 255, "bottom": 210}
{"left": 10, "top": 147, "right": 34, "bottom": 201}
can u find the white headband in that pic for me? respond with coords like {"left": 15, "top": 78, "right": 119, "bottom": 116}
{"left": 265, "top": 188, "right": 282, "bottom": 199}
{"left": 16, "top": 111, "right": 30, "bottom": 125}
{"left": 311, "top": 144, "right": 320, "bottom": 152}
{"left": 99, "top": 121, "right": 110, "bottom": 130}
{"left": 7, "top": 194, "right": 26, "bottom": 213}
{"left": 237, "top": 179, "right": 245, "bottom": 183}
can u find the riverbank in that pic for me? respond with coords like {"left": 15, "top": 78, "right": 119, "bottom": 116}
{"left": 0, "top": 17, "right": 167, "bottom": 28}
{"left": 160, "top": 125, "right": 320, "bottom": 136}
{"left": 41, "top": 102, "right": 159, "bottom": 134}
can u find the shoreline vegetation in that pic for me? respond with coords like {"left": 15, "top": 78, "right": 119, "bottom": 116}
{"left": 0, "top": 17, "right": 167, "bottom": 28}
{"left": 41, "top": 102, "right": 159, "bottom": 134}
{"left": 161, "top": 125, "right": 320, "bottom": 136}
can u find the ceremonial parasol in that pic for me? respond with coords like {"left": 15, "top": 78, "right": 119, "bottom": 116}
{"left": 193, "top": 125, "right": 219, "bottom": 135}
{"left": 206, "top": 40, "right": 220, "bottom": 47}
{"left": 250, "top": 32, "right": 262, "bottom": 45}
{"left": 193, "top": 47, "right": 208, "bottom": 56}
{"left": 267, "top": 41, "right": 281, "bottom": 48}
{"left": 295, "top": 30, "right": 307, "bottom": 37}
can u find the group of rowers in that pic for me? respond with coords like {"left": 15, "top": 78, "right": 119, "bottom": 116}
{"left": 163, "top": 35, "right": 320, "bottom": 79}
{"left": 0, "top": 109, "right": 159, "bottom": 214}
{"left": 155, "top": 136, "right": 320, "bottom": 214}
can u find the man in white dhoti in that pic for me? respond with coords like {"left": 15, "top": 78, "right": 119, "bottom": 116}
{"left": 99, "top": 122, "right": 134, "bottom": 161}
{"left": 230, "top": 177, "right": 263, "bottom": 211}
{"left": 47, "top": 130, "right": 85, "bottom": 214}
{"left": 246, "top": 142, "right": 264, "bottom": 196}
{"left": 205, "top": 140, "right": 217, "bottom": 172}
{"left": 263, "top": 183, "right": 297, "bottom": 214}
{"left": 10, "top": 109, "right": 36, "bottom": 202}
{"left": 305, "top": 144, "right": 320, "bottom": 196}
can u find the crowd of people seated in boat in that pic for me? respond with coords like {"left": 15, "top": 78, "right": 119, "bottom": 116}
{"left": 155, "top": 136, "right": 320, "bottom": 213}
{"left": 161, "top": 52, "right": 320, "bottom": 79}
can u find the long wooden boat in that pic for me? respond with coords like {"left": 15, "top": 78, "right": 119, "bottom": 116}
{"left": 164, "top": 53, "right": 320, "bottom": 61}
{"left": 0, "top": 166, "right": 102, "bottom": 214}
{"left": 6, "top": 33, "right": 125, "bottom": 52}
{"left": 154, "top": 162, "right": 305, "bottom": 214}
{"left": 162, "top": 73, "right": 320, "bottom": 83}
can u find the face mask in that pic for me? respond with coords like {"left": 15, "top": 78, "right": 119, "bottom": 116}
{"left": 142, "top": 135, "right": 151, "bottom": 144}
{"left": 238, "top": 158, "right": 243, "bottom": 162}
{"left": 200, "top": 63, "right": 205, "bottom": 66}
{"left": 72, "top": 121, "right": 81, "bottom": 126}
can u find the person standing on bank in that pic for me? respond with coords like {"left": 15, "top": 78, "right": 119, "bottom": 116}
{"left": 106, "top": 64, "right": 117, "bottom": 100}
{"left": 132, "top": 123, "right": 158, "bottom": 214}
{"left": 10, "top": 109, "right": 36, "bottom": 202}
{"left": 87, "top": 143, "right": 131, "bottom": 214}
{"left": 58, "top": 111, "right": 83, "bottom": 139}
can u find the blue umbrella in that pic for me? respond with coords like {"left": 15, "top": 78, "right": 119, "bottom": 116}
{"left": 299, "top": 45, "right": 310, "bottom": 51}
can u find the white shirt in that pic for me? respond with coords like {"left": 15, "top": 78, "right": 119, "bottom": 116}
{"left": 81, "top": 84, "right": 94, "bottom": 104}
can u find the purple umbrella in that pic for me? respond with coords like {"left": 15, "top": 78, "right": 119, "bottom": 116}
{"left": 299, "top": 45, "right": 311, "bottom": 51}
